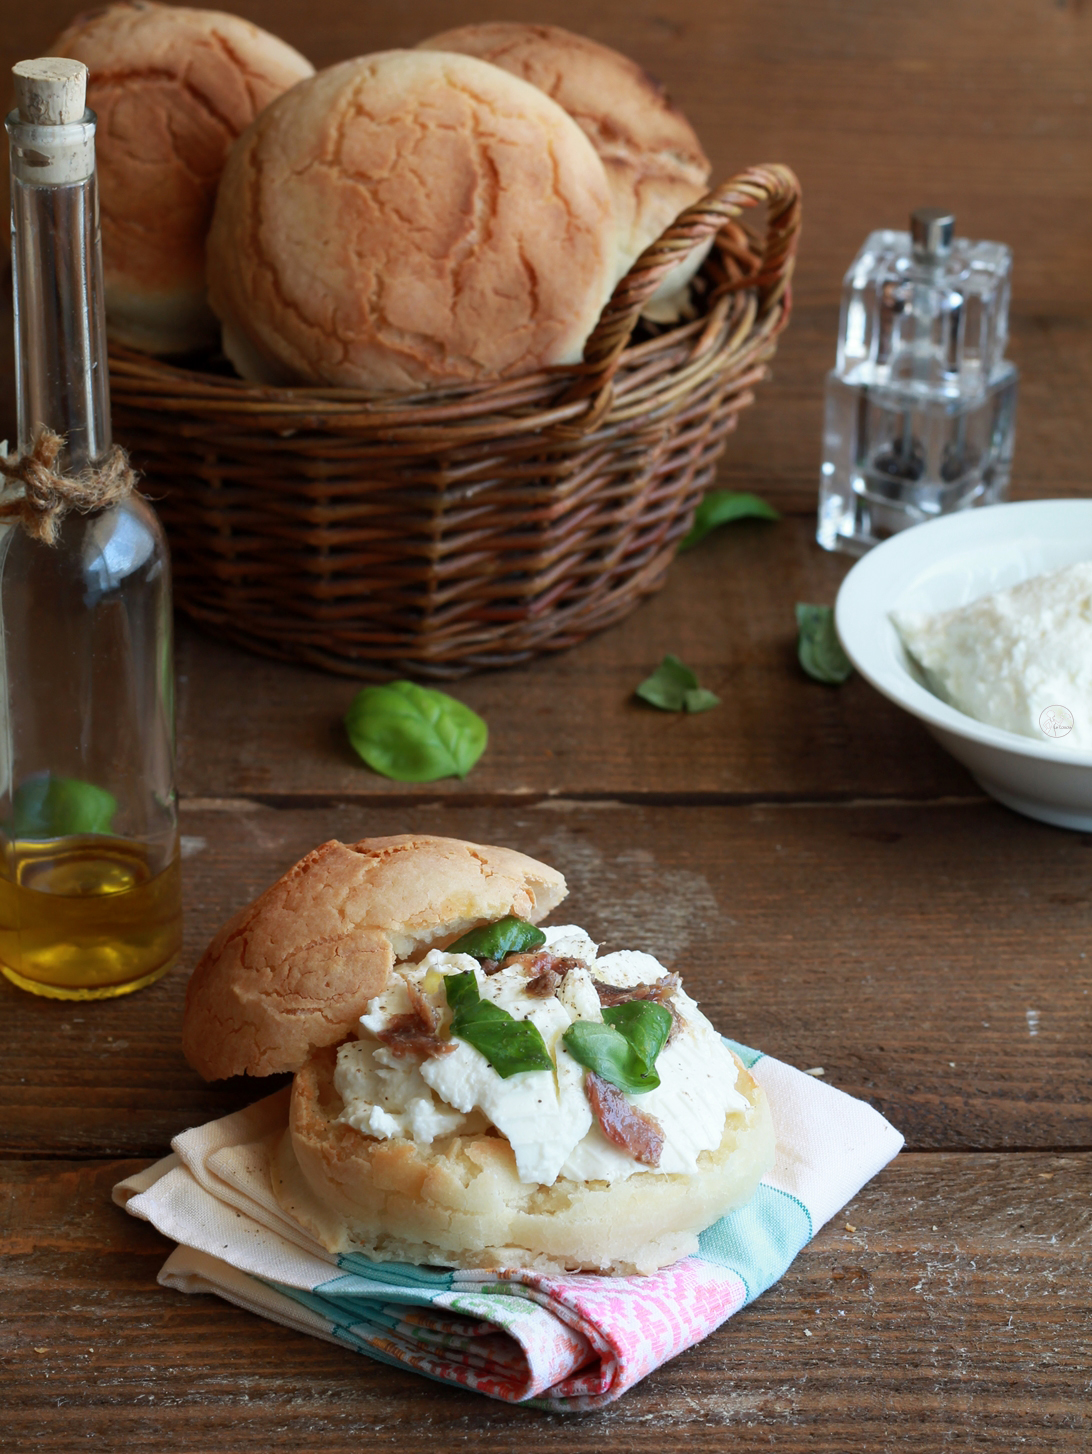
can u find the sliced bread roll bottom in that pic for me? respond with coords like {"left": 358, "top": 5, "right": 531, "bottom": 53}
{"left": 274, "top": 1044, "right": 775, "bottom": 1277}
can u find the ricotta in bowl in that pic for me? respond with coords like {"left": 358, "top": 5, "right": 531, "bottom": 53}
{"left": 834, "top": 499, "right": 1092, "bottom": 831}
{"left": 892, "top": 561, "right": 1092, "bottom": 749}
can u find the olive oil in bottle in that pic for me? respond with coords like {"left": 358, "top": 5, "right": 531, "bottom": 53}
{"left": 0, "top": 838, "right": 182, "bottom": 998}
{"left": 1, "top": 59, "right": 180, "bottom": 999}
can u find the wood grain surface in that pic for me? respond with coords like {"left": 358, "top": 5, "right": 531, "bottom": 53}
{"left": 3, "top": 1153, "right": 1089, "bottom": 1450}
{"left": 1, "top": 0, "right": 1089, "bottom": 1446}
{"left": 2, "top": 798, "right": 1089, "bottom": 1157}
{"left": 3, "top": 0, "right": 1091, "bottom": 311}
{"left": 174, "top": 517, "right": 978, "bottom": 803}
{"left": 2, "top": 3, "right": 1092, "bottom": 512}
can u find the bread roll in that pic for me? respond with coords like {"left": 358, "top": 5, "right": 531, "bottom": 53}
{"left": 181, "top": 834, "right": 566, "bottom": 1081}
{"left": 205, "top": 51, "right": 617, "bottom": 392}
{"left": 419, "top": 23, "right": 712, "bottom": 311}
{"left": 51, "top": 1, "right": 313, "bottom": 354}
{"left": 276, "top": 1042, "right": 774, "bottom": 1277}
{"left": 183, "top": 832, "right": 775, "bottom": 1276}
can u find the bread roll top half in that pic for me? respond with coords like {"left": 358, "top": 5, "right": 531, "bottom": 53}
{"left": 182, "top": 834, "right": 567, "bottom": 1081}
{"left": 52, "top": 1, "right": 313, "bottom": 353}
{"left": 205, "top": 50, "right": 618, "bottom": 392}
{"left": 419, "top": 23, "right": 711, "bottom": 280}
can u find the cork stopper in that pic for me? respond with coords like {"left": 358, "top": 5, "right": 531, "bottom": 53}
{"left": 13, "top": 57, "right": 88, "bottom": 126}
{"left": 9, "top": 57, "right": 95, "bottom": 185}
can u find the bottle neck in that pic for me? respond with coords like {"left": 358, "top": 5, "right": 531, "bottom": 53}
{"left": 6, "top": 109, "right": 111, "bottom": 473}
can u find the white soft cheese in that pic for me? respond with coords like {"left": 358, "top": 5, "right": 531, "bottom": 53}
{"left": 892, "top": 562, "right": 1092, "bottom": 748}
{"left": 418, "top": 958, "right": 592, "bottom": 1186}
{"left": 334, "top": 1040, "right": 469, "bottom": 1143}
{"left": 334, "top": 924, "right": 750, "bottom": 1188}
{"left": 561, "top": 982, "right": 749, "bottom": 1180}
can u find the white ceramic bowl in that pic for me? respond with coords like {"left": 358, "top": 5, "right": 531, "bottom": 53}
{"left": 835, "top": 499, "right": 1092, "bottom": 832}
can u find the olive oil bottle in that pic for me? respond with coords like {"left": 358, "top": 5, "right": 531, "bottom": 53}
{"left": 1, "top": 59, "right": 180, "bottom": 998}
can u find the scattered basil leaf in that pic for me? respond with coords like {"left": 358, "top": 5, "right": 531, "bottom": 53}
{"left": 562, "top": 1020, "right": 663, "bottom": 1095}
{"left": 443, "top": 970, "right": 554, "bottom": 1077}
{"left": 636, "top": 655, "right": 720, "bottom": 713}
{"left": 9, "top": 773, "right": 117, "bottom": 838}
{"left": 601, "top": 1001, "right": 673, "bottom": 1075}
{"left": 683, "top": 687, "right": 721, "bottom": 714}
{"left": 796, "top": 603, "right": 854, "bottom": 685}
{"left": 447, "top": 916, "right": 546, "bottom": 963}
{"left": 679, "top": 490, "right": 780, "bottom": 551}
{"left": 345, "top": 681, "right": 487, "bottom": 782}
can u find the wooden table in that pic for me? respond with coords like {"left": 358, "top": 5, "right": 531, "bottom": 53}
{"left": 2, "top": 1, "right": 1091, "bottom": 1448}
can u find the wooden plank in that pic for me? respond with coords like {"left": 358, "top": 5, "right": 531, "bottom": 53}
{"left": 175, "top": 515, "right": 976, "bottom": 803}
{"left": 3, "top": 6, "right": 1091, "bottom": 508}
{"left": 2, "top": 799, "right": 1089, "bottom": 1158}
{"left": 2, "top": 1152, "right": 1088, "bottom": 1449}
{"left": 4, "top": 0, "right": 1090, "bottom": 311}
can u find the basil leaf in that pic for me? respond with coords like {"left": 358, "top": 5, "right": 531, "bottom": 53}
{"left": 443, "top": 970, "right": 554, "bottom": 1077}
{"left": 680, "top": 490, "right": 780, "bottom": 551}
{"left": 796, "top": 603, "right": 854, "bottom": 685}
{"left": 636, "top": 655, "right": 720, "bottom": 713}
{"left": 683, "top": 687, "right": 720, "bottom": 714}
{"left": 562, "top": 1020, "right": 662, "bottom": 1095}
{"left": 451, "top": 1001, "right": 554, "bottom": 1078}
{"left": 447, "top": 916, "right": 546, "bottom": 962}
{"left": 345, "top": 681, "right": 487, "bottom": 782}
{"left": 601, "top": 1001, "right": 673, "bottom": 1074}
{"left": 9, "top": 773, "right": 117, "bottom": 838}
{"left": 442, "top": 969, "right": 480, "bottom": 1011}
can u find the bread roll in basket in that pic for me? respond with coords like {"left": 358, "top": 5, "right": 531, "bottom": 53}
{"left": 110, "top": 165, "right": 800, "bottom": 678}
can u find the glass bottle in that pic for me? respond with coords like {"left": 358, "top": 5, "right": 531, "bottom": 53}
{"left": 818, "top": 207, "right": 1018, "bottom": 554}
{"left": 0, "top": 58, "right": 181, "bottom": 998}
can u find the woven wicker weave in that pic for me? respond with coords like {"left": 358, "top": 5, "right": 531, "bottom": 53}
{"left": 109, "top": 164, "right": 801, "bottom": 679}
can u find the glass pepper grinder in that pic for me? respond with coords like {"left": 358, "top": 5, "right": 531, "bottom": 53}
{"left": 818, "top": 207, "right": 1018, "bottom": 554}
{"left": 0, "top": 58, "right": 181, "bottom": 998}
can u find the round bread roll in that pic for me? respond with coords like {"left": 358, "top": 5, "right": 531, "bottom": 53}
{"left": 205, "top": 50, "right": 617, "bottom": 393}
{"left": 51, "top": 1, "right": 313, "bottom": 354}
{"left": 419, "top": 23, "right": 712, "bottom": 311}
{"left": 275, "top": 1042, "right": 775, "bottom": 1277}
{"left": 182, "top": 834, "right": 566, "bottom": 1081}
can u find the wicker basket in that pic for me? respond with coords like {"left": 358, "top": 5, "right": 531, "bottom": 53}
{"left": 109, "top": 164, "right": 801, "bottom": 679}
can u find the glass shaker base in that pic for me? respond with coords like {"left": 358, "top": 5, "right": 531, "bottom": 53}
{"left": 1, "top": 953, "right": 178, "bottom": 999}
{"left": 817, "top": 474, "right": 1009, "bottom": 556}
{"left": 816, "top": 366, "right": 1017, "bottom": 555}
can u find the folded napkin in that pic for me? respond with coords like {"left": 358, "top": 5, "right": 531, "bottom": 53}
{"left": 114, "top": 1042, "right": 902, "bottom": 1411}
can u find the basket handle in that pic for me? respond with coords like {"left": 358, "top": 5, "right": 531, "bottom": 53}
{"left": 578, "top": 162, "right": 801, "bottom": 378}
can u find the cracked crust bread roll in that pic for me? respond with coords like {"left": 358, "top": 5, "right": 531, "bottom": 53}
{"left": 51, "top": 1, "right": 313, "bottom": 354}
{"left": 183, "top": 833, "right": 774, "bottom": 1277}
{"left": 419, "top": 23, "right": 713, "bottom": 316}
{"left": 182, "top": 834, "right": 565, "bottom": 1081}
{"left": 204, "top": 50, "right": 617, "bottom": 392}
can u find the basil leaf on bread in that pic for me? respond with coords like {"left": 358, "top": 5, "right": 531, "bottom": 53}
{"left": 447, "top": 917, "right": 545, "bottom": 962}
{"left": 443, "top": 970, "right": 553, "bottom": 1077}
{"left": 562, "top": 1001, "right": 672, "bottom": 1094}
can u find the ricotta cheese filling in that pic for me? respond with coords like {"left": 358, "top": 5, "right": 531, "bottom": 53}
{"left": 333, "top": 925, "right": 751, "bottom": 1187}
{"left": 892, "top": 561, "right": 1092, "bottom": 749}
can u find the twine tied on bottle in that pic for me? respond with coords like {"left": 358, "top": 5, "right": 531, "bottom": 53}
{"left": 0, "top": 426, "right": 138, "bottom": 546}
